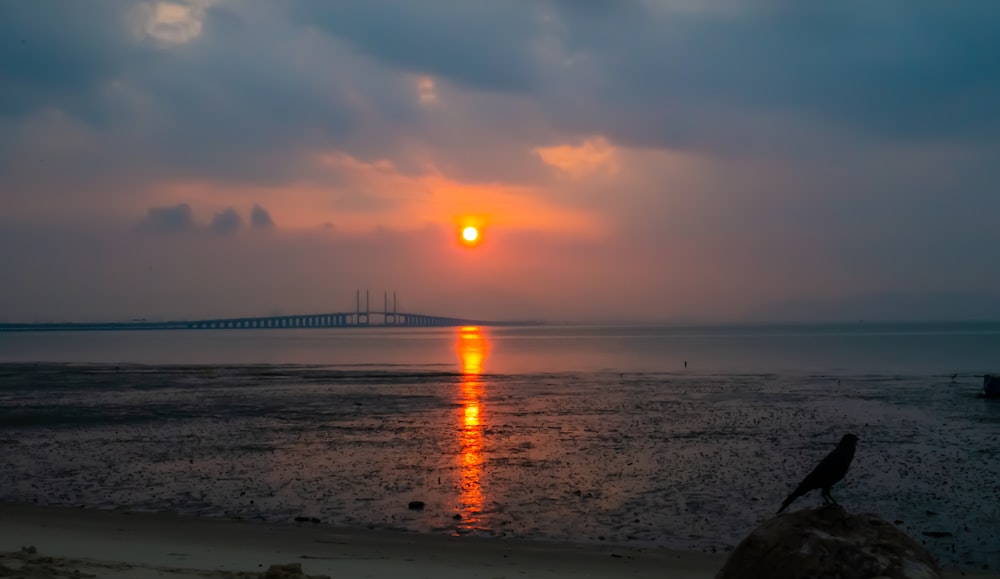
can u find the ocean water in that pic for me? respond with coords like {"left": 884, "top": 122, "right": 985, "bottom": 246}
{"left": 1, "top": 323, "right": 999, "bottom": 570}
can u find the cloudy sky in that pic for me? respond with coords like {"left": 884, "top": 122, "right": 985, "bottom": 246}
{"left": 2, "top": 1, "right": 999, "bottom": 323}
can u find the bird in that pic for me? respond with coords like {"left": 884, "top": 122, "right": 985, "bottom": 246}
{"left": 777, "top": 433, "right": 858, "bottom": 514}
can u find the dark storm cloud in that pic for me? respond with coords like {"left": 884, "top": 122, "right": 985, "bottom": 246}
{"left": 250, "top": 204, "right": 274, "bottom": 229}
{"left": 138, "top": 204, "right": 195, "bottom": 233}
{"left": 126, "top": 6, "right": 366, "bottom": 183}
{"left": 544, "top": 1, "right": 1000, "bottom": 147}
{"left": 0, "top": 0, "right": 147, "bottom": 122}
{"left": 0, "top": 1, "right": 406, "bottom": 189}
{"left": 210, "top": 207, "right": 242, "bottom": 234}
{"left": 4, "top": 0, "right": 997, "bottom": 193}
{"left": 288, "top": 0, "right": 1000, "bottom": 150}
{"left": 291, "top": 1, "right": 543, "bottom": 93}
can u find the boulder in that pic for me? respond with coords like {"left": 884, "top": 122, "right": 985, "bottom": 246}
{"left": 262, "top": 563, "right": 305, "bottom": 578}
{"left": 261, "top": 562, "right": 331, "bottom": 579}
{"left": 716, "top": 506, "right": 942, "bottom": 579}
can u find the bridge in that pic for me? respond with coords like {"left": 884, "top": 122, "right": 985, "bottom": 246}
{"left": 0, "top": 291, "right": 543, "bottom": 332}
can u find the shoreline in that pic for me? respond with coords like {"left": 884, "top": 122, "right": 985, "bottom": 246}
{"left": 0, "top": 503, "right": 724, "bottom": 578}
{"left": 0, "top": 504, "right": 995, "bottom": 578}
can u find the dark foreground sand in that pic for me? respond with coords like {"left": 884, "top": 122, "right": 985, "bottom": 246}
{"left": 0, "top": 504, "right": 994, "bottom": 578}
{"left": 0, "top": 504, "right": 723, "bottom": 578}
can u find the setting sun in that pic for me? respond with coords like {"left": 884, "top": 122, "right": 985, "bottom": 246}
{"left": 454, "top": 215, "right": 489, "bottom": 248}
{"left": 462, "top": 226, "right": 479, "bottom": 242}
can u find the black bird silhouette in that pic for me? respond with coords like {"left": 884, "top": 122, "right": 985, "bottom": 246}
{"left": 777, "top": 433, "right": 858, "bottom": 513}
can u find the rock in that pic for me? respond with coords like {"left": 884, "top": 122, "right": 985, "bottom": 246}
{"left": 921, "top": 531, "right": 952, "bottom": 539}
{"left": 408, "top": 501, "right": 425, "bottom": 511}
{"left": 260, "top": 562, "right": 331, "bottom": 578}
{"left": 262, "top": 563, "right": 304, "bottom": 578}
{"left": 716, "top": 506, "right": 943, "bottom": 579}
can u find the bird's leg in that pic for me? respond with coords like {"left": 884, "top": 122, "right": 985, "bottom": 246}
{"left": 822, "top": 488, "right": 839, "bottom": 506}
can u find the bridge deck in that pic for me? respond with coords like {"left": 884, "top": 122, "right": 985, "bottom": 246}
{"left": 0, "top": 311, "right": 541, "bottom": 332}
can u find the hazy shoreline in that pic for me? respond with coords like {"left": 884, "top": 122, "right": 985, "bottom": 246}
{"left": 1, "top": 503, "right": 996, "bottom": 578}
{"left": 0, "top": 503, "right": 723, "bottom": 579}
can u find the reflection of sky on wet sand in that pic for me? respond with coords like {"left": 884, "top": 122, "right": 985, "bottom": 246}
{"left": 2, "top": 340, "right": 1000, "bottom": 570}
{"left": 455, "top": 326, "right": 487, "bottom": 529}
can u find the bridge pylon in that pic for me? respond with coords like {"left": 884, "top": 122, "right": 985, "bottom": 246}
{"left": 356, "top": 289, "right": 371, "bottom": 326}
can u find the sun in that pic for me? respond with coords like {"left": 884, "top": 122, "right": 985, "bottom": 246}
{"left": 462, "top": 226, "right": 479, "bottom": 243}
{"left": 455, "top": 216, "right": 487, "bottom": 248}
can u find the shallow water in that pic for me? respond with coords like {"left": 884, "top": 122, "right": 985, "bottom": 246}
{"left": 1, "top": 324, "right": 999, "bottom": 571}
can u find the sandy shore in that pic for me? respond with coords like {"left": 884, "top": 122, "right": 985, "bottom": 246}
{"left": 0, "top": 503, "right": 724, "bottom": 578}
{"left": 1, "top": 504, "right": 994, "bottom": 579}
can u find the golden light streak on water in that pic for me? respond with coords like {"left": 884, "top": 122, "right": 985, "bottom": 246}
{"left": 455, "top": 326, "right": 488, "bottom": 526}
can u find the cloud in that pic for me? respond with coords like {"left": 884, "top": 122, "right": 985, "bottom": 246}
{"left": 534, "top": 136, "right": 618, "bottom": 178}
{"left": 416, "top": 76, "right": 437, "bottom": 104}
{"left": 210, "top": 207, "right": 242, "bottom": 234}
{"left": 2, "top": 1, "right": 395, "bottom": 191}
{"left": 0, "top": 1, "right": 150, "bottom": 122}
{"left": 138, "top": 203, "right": 195, "bottom": 233}
{"left": 250, "top": 204, "right": 274, "bottom": 229}
{"left": 536, "top": 1, "right": 1000, "bottom": 149}
{"left": 291, "top": 1, "right": 543, "bottom": 93}
{"left": 130, "top": 1, "right": 213, "bottom": 46}
{"left": 286, "top": 1, "right": 1000, "bottom": 151}
{"left": 2, "top": 1, "right": 1000, "bottom": 324}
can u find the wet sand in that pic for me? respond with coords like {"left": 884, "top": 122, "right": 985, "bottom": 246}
{"left": 2, "top": 505, "right": 996, "bottom": 578}
{"left": 3, "top": 363, "right": 999, "bottom": 570}
{"left": 0, "top": 503, "right": 724, "bottom": 578}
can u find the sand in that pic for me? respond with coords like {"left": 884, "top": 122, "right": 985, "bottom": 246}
{"left": 0, "top": 504, "right": 723, "bottom": 578}
{"left": 1, "top": 504, "right": 994, "bottom": 579}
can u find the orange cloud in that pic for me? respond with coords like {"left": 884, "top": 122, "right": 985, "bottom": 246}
{"left": 130, "top": 1, "right": 213, "bottom": 46}
{"left": 534, "top": 136, "right": 619, "bottom": 178}
{"left": 148, "top": 150, "right": 605, "bottom": 237}
{"left": 416, "top": 75, "right": 437, "bottom": 104}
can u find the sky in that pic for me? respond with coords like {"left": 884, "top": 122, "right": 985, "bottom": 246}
{"left": 2, "top": 1, "right": 999, "bottom": 324}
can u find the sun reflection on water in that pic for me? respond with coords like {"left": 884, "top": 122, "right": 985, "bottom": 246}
{"left": 456, "top": 325, "right": 488, "bottom": 527}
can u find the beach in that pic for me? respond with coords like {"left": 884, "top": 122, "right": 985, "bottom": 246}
{"left": 2, "top": 325, "right": 999, "bottom": 576}
{"left": 0, "top": 503, "right": 723, "bottom": 578}
{"left": 3, "top": 504, "right": 998, "bottom": 579}
{"left": 7, "top": 0, "right": 1000, "bottom": 573}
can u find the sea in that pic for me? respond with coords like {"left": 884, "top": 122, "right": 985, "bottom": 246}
{"left": 1, "top": 322, "right": 998, "bottom": 571}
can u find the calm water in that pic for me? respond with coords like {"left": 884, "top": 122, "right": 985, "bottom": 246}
{"left": 1, "top": 323, "right": 999, "bottom": 570}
